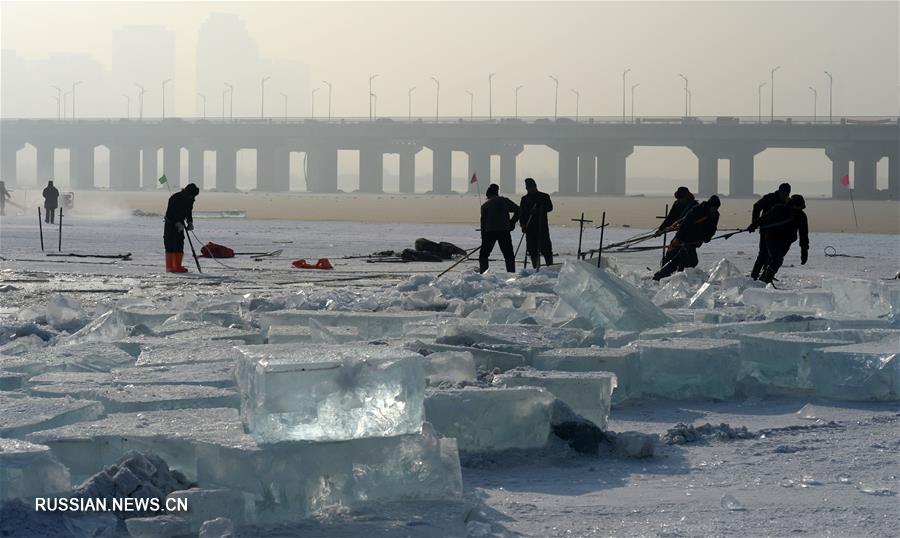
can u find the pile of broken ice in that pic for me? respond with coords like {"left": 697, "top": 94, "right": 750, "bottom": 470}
{"left": 1, "top": 256, "right": 898, "bottom": 532}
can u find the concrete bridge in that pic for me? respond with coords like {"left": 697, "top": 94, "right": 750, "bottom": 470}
{"left": 1, "top": 116, "right": 897, "bottom": 199}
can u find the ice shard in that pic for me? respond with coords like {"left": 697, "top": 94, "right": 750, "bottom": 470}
{"left": 236, "top": 344, "right": 425, "bottom": 443}
{"left": 555, "top": 261, "right": 671, "bottom": 331}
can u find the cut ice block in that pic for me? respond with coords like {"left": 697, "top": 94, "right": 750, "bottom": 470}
{"left": 421, "top": 351, "right": 477, "bottom": 386}
{"left": 0, "top": 438, "right": 71, "bottom": 500}
{"left": 0, "top": 371, "right": 25, "bottom": 391}
{"left": 2, "top": 343, "right": 136, "bottom": 376}
{"left": 265, "top": 325, "right": 312, "bottom": 344}
{"left": 809, "top": 341, "right": 899, "bottom": 401}
{"left": 135, "top": 341, "right": 244, "bottom": 367}
{"left": 116, "top": 304, "right": 179, "bottom": 330}
{"left": 256, "top": 310, "right": 445, "bottom": 339}
{"left": 493, "top": 368, "right": 616, "bottom": 430}
{"left": 555, "top": 261, "right": 670, "bottom": 331}
{"left": 436, "top": 321, "right": 604, "bottom": 360}
{"left": 46, "top": 294, "right": 88, "bottom": 332}
{"left": 532, "top": 347, "right": 639, "bottom": 405}
{"left": 738, "top": 332, "right": 855, "bottom": 394}
{"left": 639, "top": 317, "right": 833, "bottom": 341}
{"left": 630, "top": 338, "right": 741, "bottom": 400}
{"left": 236, "top": 344, "right": 425, "bottom": 443}
{"left": 62, "top": 310, "right": 128, "bottom": 345}
{"left": 800, "top": 328, "right": 900, "bottom": 345}
{"left": 0, "top": 393, "right": 104, "bottom": 438}
{"left": 742, "top": 288, "right": 834, "bottom": 315}
{"left": 823, "top": 278, "right": 893, "bottom": 317}
{"left": 110, "top": 362, "right": 236, "bottom": 388}
{"left": 424, "top": 387, "right": 555, "bottom": 452}
{"left": 422, "top": 343, "right": 527, "bottom": 372}
{"left": 27, "top": 408, "right": 244, "bottom": 482}
{"left": 31, "top": 383, "right": 239, "bottom": 413}
{"left": 195, "top": 423, "right": 462, "bottom": 522}
{"left": 165, "top": 325, "right": 264, "bottom": 345}
{"left": 309, "top": 319, "right": 362, "bottom": 343}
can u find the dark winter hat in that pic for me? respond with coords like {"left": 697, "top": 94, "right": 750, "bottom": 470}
{"left": 675, "top": 186, "right": 691, "bottom": 198}
{"left": 486, "top": 183, "right": 500, "bottom": 197}
{"left": 184, "top": 183, "right": 200, "bottom": 197}
{"left": 524, "top": 177, "right": 536, "bottom": 187}
{"left": 778, "top": 182, "right": 791, "bottom": 193}
{"left": 707, "top": 195, "right": 721, "bottom": 208}
{"left": 789, "top": 194, "right": 806, "bottom": 209}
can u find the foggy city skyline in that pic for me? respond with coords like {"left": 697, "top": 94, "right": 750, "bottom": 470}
{"left": 1, "top": 1, "right": 897, "bottom": 194}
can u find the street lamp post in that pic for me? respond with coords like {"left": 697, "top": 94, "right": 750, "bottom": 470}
{"left": 770, "top": 66, "right": 780, "bottom": 121}
{"left": 134, "top": 83, "right": 145, "bottom": 121}
{"left": 368, "top": 74, "right": 379, "bottom": 121}
{"left": 371, "top": 92, "right": 378, "bottom": 118}
{"left": 122, "top": 94, "right": 130, "bottom": 119}
{"left": 197, "top": 93, "right": 206, "bottom": 118}
{"left": 408, "top": 86, "right": 415, "bottom": 122}
{"left": 221, "top": 89, "right": 227, "bottom": 120}
{"left": 71, "top": 81, "right": 82, "bottom": 120}
{"left": 261, "top": 76, "right": 271, "bottom": 119}
{"left": 322, "top": 80, "right": 332, "bottom": 120}
{"left": 687, "top": 89, "right": 692, "bottom": 116}
{"left": 548, "top": 75, "right": 558, "bottom": 119}
{"left": 824, "top": 71, "right": 833, "bottom": 123}
{"left": 51, "top": 85, "right": 61, "bottom": 120}
{"left": 514, "top": 85, "right": 523, "bottom": 119}
{"left": 571, "top": 89, "right": 580, "bottom": 122}
{"left": 622, "top": 68, "right": 631, "bottom": 122}
{"left": 311, "top": 87, "right": 319, "bottom": 119}
{"left": 466, "top": 90, "right": 474, "bottom": 121}
{"left": 162, "top": 78, "right": 172, "bottom": 119}
{"left": 224, "top": 83, "right": 234, "bottom": 121}
{"left": 431, "top": 76, "right": 440, "bottom": 121}
{"left": 280, "top": 92, "right": 288, "bottom": 121}
{"left": 63, "top": 91, "right": 71, "bottom": 120}
{"left": 630, "top": 83, "right": 639, "bottom": 123}
{"left": 488, "top": 72, "right": 495, "bottom": 119}
{"left": 757, "top": 82, "right": 766, "bottom": 123}
{"left": 808, "top": 86, "right": 817, "bottom": 123}
{"left": 678, "top": 73, "right": 688, "bottom": 117}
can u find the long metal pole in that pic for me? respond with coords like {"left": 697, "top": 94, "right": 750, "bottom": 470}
{"left": 631, "top": 83, "right": 639, "bottom": 123}
{"left": 71, "top": 81, "right": 81, "bottom": 120}
{"left": 38, "top": 207, "right": 44, "bottom": 251}
{"left": 596, "top": 211, "right": 606, "bottom": 268}
{"left": 515, "top": 85, "right": 522, "bottom": 119}
{"left": 622, "top": 68, "right": 631, "bottom": 122}
{"left": 431, "top": 77, "right": 440, "bottom": 121}
{"left": 58, "top": 207, "right": 63, "bottom": 252}
{"left": 809, "top": 86, "right": 817, "bottom": 123}
{"left": 408, "top": 86, "right": 415, "bottom": 121}
{"left": 824, "top": 71, "right": 833, "bottom": 123}
{"left": 770, "top": 66, "right": 780, "bottom": 121}
{"left": 368, "top": 74, "right": 378, "bottom": 121}
{"left": 678, "top": 74, "right": 688, "bottom": 117}
{"left": 224, "top": 82, "right": 234, "bottom": 121}
{"left": 758, "top": 82, "right": 766, "bottom": 123}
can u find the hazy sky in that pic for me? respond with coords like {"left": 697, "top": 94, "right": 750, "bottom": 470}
{"left": 2, "top": 1, "right": 898, "bottom": 118}
{"left": 1, "top": 1, "right": 897, "bottom": 193}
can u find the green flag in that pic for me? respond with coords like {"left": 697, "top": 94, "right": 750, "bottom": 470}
{"left": 158, "top": 174, "right": 168, "bottom": 185}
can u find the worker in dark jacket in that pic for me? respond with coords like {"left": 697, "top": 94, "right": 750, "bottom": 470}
{"left": 519, "top": 177, "right": 554, "bottom": 269}
{"left": 653, "top": 195, "right": 721, "bottom": 281}
{"left": 479, "top": 183, "right": 519, "bottom": 273}
{"left": 756, "top": 194, "right": 809, "bottom": 284}
{"left": 163, "top": 183, "right": 200, "bottom": 273}
{"left": 747, "top": 182, "right": 791, "bottom": 280}
{"left": 42, "top": 180, "right": 60, "bottom": 224}
{"left": 657, "top": 186, "right": 697, "bottom": 233}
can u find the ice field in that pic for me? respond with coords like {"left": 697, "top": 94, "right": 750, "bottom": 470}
{"left": 0, "top": 212, "right": 898, "bottom": 537}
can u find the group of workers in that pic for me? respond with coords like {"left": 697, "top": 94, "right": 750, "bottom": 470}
{"left": 476, "top": 178, "right": 809, "bottom": 285}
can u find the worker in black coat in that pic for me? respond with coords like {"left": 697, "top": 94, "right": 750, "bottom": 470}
{"left": 519, "top": 177, "right": 554, "bottom": 269}
{"left": 653, "top": 195, "right": 721, "bottom": 281}
{"left": 42, "top": 181, "right": 60, "bottom": 223}
{"left": 163, "top": 183, "right": 200, "bottom": 273}
{"left": 657, "top": 186, "right": 697, "bottom": 233}
{"left": 479, "top": 183, "right": 519, "bottom": 273}
{"left": 756, "top": 194, "right": 809, "bottom": 284}
{"left": 747, "top": 182, "right": 791, "bottom": 280}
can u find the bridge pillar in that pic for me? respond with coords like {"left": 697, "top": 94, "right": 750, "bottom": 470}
{"left": 142, "top": 148, "right": 158, "bottom": 189}
{"left": 826, "top": 145, "right": 851, "bottom": 200}
{"left": 187, "top": 147, "right": 204, "bottom": 187}
{"left": 398, "top": 147, "right": 419, "bottom": 194}
{"left": 578, "top": 153, "right": 596, "bottom": 195}
{"left": 70, "top": 145, "right": 95, "bottom": 190}
{"left": 109, "top": 145, "right": 140, "bottom": 190}
{"left": 274, "top": 148, "right": 290, "bottom": 192}
{"left": 852, "top": 146, "right": 879, "bottom": 200}
{"left": 596, "top": 145, "right": 632, "bottom": 196}
{"left": 728, "top": 149, "right": 757, "bottom": 197}
{"left": 467, "top": 150, "right": 491, "bottom": 194}
{"left": 431, "top": 147, "right": 452, "bottom": 194}
{"left": 36, "top": 145, "right": 55, "bottom": 185}
{"left": 1, "top": 142, "right": 19, "bottom": 187}
{"left": 556, "top": 146, "right": 578, "bottom": 196}
{"left": 359, "top": 145, "right": 384, "bottom": 193}
{"left": 164, "top": 146, "right": 181, "bottom": 188}
{"left": 307, "top": 145, "right": 337, "bottom": 193}
{"left": 689, "top": 147, "right": 718, "bottom": 196}
{"left": 889, "top": 150, "right": 899, "bottom": 200}
{"left": 215, "top": 146, "right": 237, "bottom": 192}
{"left": 499, "top": 145, "right": 522, "bottom": 195}
{"left": 256, "top": 145, "right": 275, "bottom": 192}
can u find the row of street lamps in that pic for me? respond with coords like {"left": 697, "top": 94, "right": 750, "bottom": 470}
{"left": 52, "top": 70, "right": 839, "bottom": 122}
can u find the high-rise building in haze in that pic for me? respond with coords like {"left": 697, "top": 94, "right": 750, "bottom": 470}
{"left": 196, "top": 13, "right": 261, "bottom": 119}
{"left": 112, "top": 25, "right": 176, "bottom": 118}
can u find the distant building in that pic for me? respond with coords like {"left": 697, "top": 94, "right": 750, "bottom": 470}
{"left": 112, "top": 25, "right": 176, "bottom": 118}
{"left": 196, "top": 13, "right": 261, "bottom": 119}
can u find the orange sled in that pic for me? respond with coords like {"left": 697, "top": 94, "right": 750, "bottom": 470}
{"left": 291, "top": 258, "right": 334, "bottom": 270}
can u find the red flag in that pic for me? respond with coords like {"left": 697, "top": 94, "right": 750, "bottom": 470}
{"left": 840, "top": 174, "right": 850, "bottom": 186}
{"left": 470, "top": 173, "right": 478, "bottom": 184}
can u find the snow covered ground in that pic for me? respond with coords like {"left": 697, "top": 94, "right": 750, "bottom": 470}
{"left": 0, "top": 213, "right": 898, "bottom": 537}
